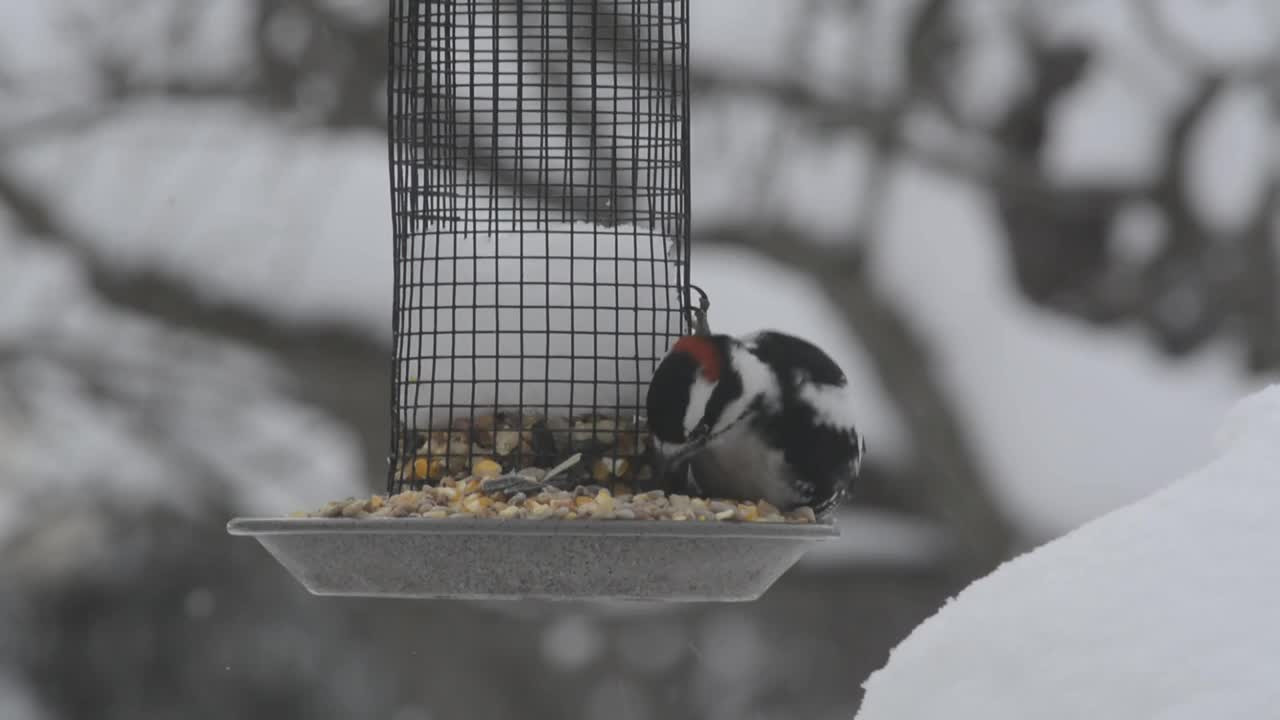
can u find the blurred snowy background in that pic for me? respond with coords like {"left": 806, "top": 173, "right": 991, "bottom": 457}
{"left": 1, "top": 1, "right": 1278, "bottom": 719}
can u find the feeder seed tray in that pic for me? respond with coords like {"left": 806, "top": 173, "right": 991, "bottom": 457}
{"left": 229, "top": 450, "right": 840, "bottom": 601}
{"left": 226, "top": 515, "right": 837, "bottom": 602}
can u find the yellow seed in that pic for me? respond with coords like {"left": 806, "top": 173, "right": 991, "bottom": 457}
{"left": 499, "top": 505, "right": 521, "bottom": 519}
{"left": 671, "top": 512, "right": 689, "bottom": 521}
{"left": 368, "top": 496, "right": 385, "bottom": 511}
{"left": 715, "top": 509, "right": 735, "bottom": 521}
{"left": 393, "top": 491, "right": 423, "bottom": 509}
{"left": 472, "top": 459, "right": 502, "bottom": 478}
{"left": 424, "top": 508, "right": 448, "bottom": 519}
{"left": 595, "top": 490, "right": 615, "bottom": 513}
{"left": 565, "top": 511, "right": 579, "bottom": 520}
{"left": 574, "top": 496, "right": 593, "bottom": 508}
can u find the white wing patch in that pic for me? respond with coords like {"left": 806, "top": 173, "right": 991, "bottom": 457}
{"left": 798, "top": 381, "right": 861, "bottom": 432}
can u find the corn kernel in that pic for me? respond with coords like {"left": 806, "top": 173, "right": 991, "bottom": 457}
{"left": 595, "top": 490, "right": 615, "bottom": 513}
{"left": 472, "top": 459, "right": 502, "bottom": 478}
{"left": 414, "top": 456, "right": 450, "bottom": 479}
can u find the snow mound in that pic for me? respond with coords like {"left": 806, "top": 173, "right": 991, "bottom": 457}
{"left": 855, "top": 383, "right": 1280, "bottom": 720}
{"left": 398, "top": 222, "right": 683, "bottom": 427}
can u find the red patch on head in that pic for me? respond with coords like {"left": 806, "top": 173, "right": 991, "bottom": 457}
{"left": 672, "top": 336, "right": 721, "bottom": 382}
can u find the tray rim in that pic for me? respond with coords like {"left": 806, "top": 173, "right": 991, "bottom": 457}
{"left": 227, "top": 516, "right": 840, "bottom": 541}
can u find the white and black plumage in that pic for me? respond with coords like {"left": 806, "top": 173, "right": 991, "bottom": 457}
{"left": 644, "top": 330, "right": 867, "bottom": 517}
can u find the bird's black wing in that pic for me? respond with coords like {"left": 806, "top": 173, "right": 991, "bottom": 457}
{"left": 745, "top": 330, "right": 847, "bottom": 387}
{"left": 747, "top": 330, "right": 861, "bottom": 517}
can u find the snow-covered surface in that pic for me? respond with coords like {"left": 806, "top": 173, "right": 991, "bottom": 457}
{"left": 855, "top": 384, "right": 1280, "bottom": 720}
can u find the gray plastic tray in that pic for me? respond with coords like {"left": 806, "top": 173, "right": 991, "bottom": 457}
{"left": 227, "top": 517, "right": 838, "bottom": 602}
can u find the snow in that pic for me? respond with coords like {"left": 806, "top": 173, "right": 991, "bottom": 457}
{"left": 855, "top": 383, "right": 1280, "bottom": 720}
{"left": 1187, "top": 84, "right": 1274, "bottom": 235}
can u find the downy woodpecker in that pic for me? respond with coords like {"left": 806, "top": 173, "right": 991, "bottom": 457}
{"left": 645, "top": 330, "right": 866, "bottom": 518}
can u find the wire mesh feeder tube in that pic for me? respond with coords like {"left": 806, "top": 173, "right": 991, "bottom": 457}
{"left": 228, "top": 0, "right": 838, "bottom": 602}
{"left": 388, "top": 0, "right": 692, "bottom": 491}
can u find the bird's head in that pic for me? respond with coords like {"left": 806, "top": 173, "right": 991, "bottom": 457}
{"left": 644, "top": 334, "right": 775, "bottom": 465}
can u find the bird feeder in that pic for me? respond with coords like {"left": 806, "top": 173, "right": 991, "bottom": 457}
{"left": 228, "top": 0, "right": 837, "bottom": 601}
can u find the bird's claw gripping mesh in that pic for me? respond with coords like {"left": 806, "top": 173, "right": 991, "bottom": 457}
{"left": 386, "top": 0, "right": 692, "bottom": 493}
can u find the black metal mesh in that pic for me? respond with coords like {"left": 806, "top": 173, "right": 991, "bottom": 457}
{"left": 386, "top": 0, "right": 691, "bottom": 494}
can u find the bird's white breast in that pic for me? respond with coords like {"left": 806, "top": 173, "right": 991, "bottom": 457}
{"left": 690, "top": 423, "right": 807, "bottom": 508}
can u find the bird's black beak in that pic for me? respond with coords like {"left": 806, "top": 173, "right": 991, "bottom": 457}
{"left": 666, "top": 423, "right": 711, "bottom": 466}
